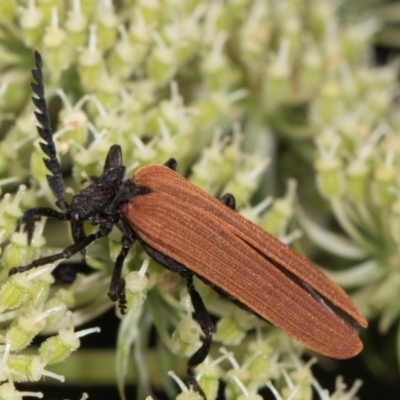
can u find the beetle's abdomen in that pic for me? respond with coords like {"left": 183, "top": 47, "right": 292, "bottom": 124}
{"left": 121, "top": 164, "right": 366, "bottom": 359}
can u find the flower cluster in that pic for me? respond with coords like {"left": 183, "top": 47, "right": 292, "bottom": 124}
{"left": 0, "top": 0, "right": 398, "bottom": 399}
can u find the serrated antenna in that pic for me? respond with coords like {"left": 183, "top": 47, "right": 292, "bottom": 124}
{"left": 31, "top": 51, "right": 68, "bottom": 212}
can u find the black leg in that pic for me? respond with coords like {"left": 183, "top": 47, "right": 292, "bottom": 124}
{"left": 21, "top": 207, "right": 69, "bottom": 244}
{"left": 31, "top": 51, "right": 68, "bottom": 212}
{"left": 164, "top": 158, "right": 177, "bottom": 171}
{"left": 71, "top": 222, "right": 86, "bottom": 262}
{"left": 9, "top": 221, "right": 114, "bottom": 276}
{"left": 108, "top": 229, "right": 136, "bottom": 314}
{"left": 140, "top": 241, "right": 187, "bottom": 275}
{"left": 219, "top": 193, "right": 236, "bottom": 210}
{"left": 183, "top": 272, "right": 212, "bottom": 399}
{"left": 140, "top": 241, "right": 211, "bottom": 398}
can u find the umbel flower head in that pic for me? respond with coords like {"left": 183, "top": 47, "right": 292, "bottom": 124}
{"left": 0, "top": 0, "right": 398, "bottom": 399}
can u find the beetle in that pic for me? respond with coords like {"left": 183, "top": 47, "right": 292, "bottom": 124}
{"left": 10, "top": 52, "right": 367, "bottom": 398}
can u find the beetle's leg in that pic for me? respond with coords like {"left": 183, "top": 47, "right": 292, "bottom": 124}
{"left": 103, "top": 144, "right": 123, "bottom": 171}
{"left": 219, "top": 193, "right": 236, "bottom": 210}
{"left": 139, "top": 241, "right": 209, "bottom": 398}
{"left": 164, "top": 158, "right": 177, "bottom": 171}
{"left": 140, "top": 242, "right": 187, "bottom": 274}
{"left": 9, "top": 221, "right": 114, "bottom": 276}
{"left": 108, "top": 220, "right": 136, "bottom": 313}
{"left": 31, "top": 51, "right": 68, "bottom": 212}
{"left": 182, "top": 272, "right": 212, "bottom": 398}
{"left": 21, "top": 207, "right": 69, "bottom": 244}
{"left": 71, "top": 222, "right": 86, "bottom": 262}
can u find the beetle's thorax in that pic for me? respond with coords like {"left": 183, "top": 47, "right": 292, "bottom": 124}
{"left": 69, "top": 165, "right": 125, "bottom": 221}
{"left": 70, "top": 168, "right": 150, "bottom": 223}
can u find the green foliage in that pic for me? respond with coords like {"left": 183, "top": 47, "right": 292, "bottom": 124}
{"left": 0, "top": 0, "right": 398, "bottom": 399}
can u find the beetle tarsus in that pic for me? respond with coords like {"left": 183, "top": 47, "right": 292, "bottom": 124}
{"left": 9, "top": 265, "right": 33, "bottom": 275}
{"left": 117, "top": 280, "right": 127, "bottom": 314}
{"left": 188, "top": 377, "right": 207, "bottom": 400}
{"left": 10, "top": 221, "right": 114, "bottom": 277}
{"left": 20, "top": 207, "right": 69, "bottom": 244}
{"left": 108, "top": 223, "right": 136, "bottom": 313}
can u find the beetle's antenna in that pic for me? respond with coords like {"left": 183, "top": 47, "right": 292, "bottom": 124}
{"left": 31, "top": 51, "right": 68, "bottom": 212}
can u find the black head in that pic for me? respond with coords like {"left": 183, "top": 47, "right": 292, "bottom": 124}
{"left": 70, "top": 145, "right": 126, "bottom": 224}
